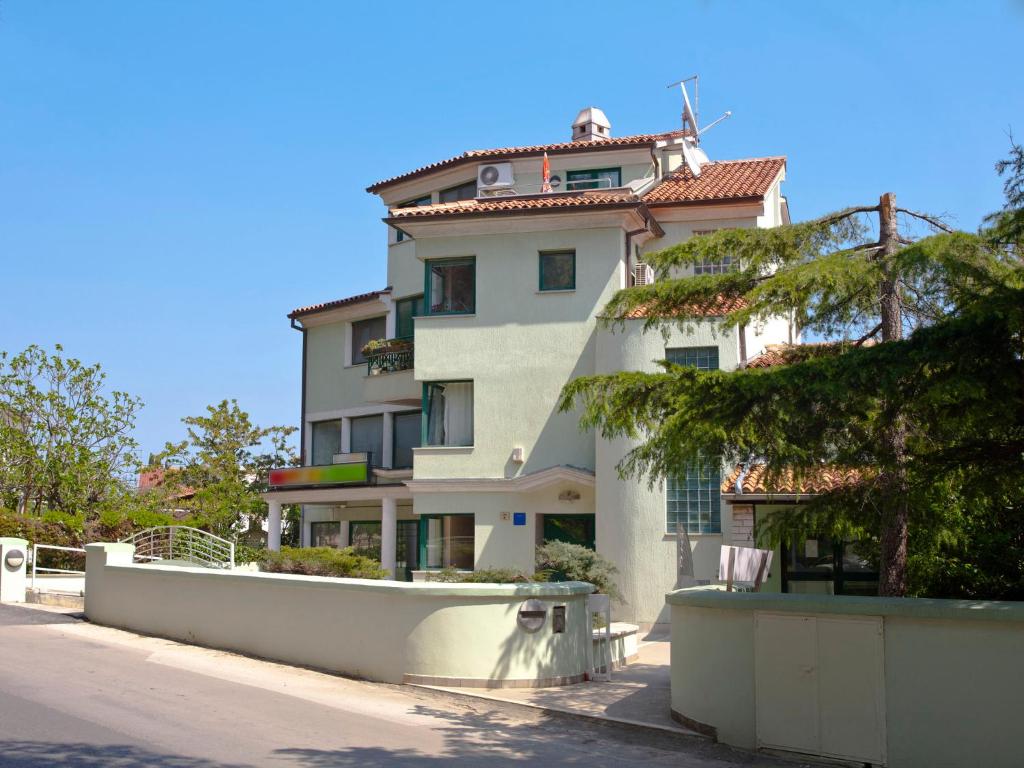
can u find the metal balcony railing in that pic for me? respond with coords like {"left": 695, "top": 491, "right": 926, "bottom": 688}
{"left": 365, "top": 340, "right": 414, "bottom": 375}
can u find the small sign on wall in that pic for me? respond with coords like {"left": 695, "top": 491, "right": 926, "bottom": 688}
{"left": 513, "top": 512, "right": 526, "bottom": 526}
{"left": 500, "top": 511, "right": 511, "bottom": 521}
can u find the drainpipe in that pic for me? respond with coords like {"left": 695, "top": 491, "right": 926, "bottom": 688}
{"left": 290, "top": 317, "right": 307, "bottom": 466}
{"left": 738, "top": 323, "right": 748, "bottom": 367}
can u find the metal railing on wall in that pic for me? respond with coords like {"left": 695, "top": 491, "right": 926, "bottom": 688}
{"left": 119, "top": 526, "right": 235, "bottom": 569}
{"left": 30, "top": 544, "right": 87, "bottom": 590}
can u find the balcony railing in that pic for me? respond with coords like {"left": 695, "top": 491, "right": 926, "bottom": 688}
{"left": 364, "top": 339, "right": 414, "bottom": 375}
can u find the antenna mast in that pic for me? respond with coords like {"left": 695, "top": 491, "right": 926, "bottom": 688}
{"left": 666, "top": 75, "right": 699, "bottom": 138}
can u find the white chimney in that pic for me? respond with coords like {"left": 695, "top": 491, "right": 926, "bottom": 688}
{"left": 571, "top": 107, "right": 611, "bottom": 142}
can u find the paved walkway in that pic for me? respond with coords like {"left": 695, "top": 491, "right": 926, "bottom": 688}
{"left": 424, "top": 630, "right": 692, "bottom": 735}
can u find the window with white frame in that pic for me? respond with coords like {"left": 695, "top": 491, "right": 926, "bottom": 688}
{"left": 311, "top": 419, "right": 341, "bottom": 466}
{"left": 665, "top": 346, "right": 722, "bottom": 534}
{"left": 691, "top": 229, "right": 734, "bottom": 275}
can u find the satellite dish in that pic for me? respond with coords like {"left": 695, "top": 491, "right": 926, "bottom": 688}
{"left": 681, "top": 138, "right": 703, "bottom": 177}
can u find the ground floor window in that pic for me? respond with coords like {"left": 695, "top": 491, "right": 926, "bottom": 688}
{"left": 667, "top": 459, "right": 722, "bottom": 534}
{"left": 420, "top": 514, "right": 474, "bottom": 570}
{"left": 542, "top": 514, "right": 595, "bottom": 549}
{"left": 781, "top": 538, "right": 878, "bottom": 595}
{"left": 348, "top": 519, "right": 419, "bottom": 581}
{"left": 310, "top": 521, "right": 340, "bottom": 548}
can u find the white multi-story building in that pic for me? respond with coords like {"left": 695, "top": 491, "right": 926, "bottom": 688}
{"left": 263, "top": 108, "right": 795, "bottom": 626}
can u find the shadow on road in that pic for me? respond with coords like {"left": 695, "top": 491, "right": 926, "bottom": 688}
{"left": 0, "top": 741, "right": 253, "bottom": 768}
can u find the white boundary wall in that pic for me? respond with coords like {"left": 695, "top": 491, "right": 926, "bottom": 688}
{"left": 667, "top": 586, "right": 1024, "bottom": 768}
{"left": 85, "top": 543, "right": 590, "bottom": 687}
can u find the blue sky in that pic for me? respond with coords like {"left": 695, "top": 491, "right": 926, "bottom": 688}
{"left": 1, "top": 1, "right": 1021, "bottom": 460}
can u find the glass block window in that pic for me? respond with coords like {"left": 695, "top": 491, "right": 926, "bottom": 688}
{"left": 667, "top": 461, "right": 721, "bottom": 534}
{"left": 665, "top": 345, "right": 721, "bottom": 533}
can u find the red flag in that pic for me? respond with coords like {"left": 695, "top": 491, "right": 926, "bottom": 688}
{"left": 541, "top": 152, "right": 552, "bottom": 193}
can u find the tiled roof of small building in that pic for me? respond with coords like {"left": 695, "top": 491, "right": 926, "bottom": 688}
{"left": 367, "top": 131, "right": 684, "bottom": 193}
{"left": 622, "top": 294, "right": 749, "bottom": 319}
{"left": 642, "top": 157, "right": 786, "bottom": 205}
{"left": 288, "top": 289, "right": 390, "bottom": 320}
{"left": 723, "top": 464, "right": 865, "bottom": 495}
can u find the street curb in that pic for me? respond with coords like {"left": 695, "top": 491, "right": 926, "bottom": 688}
{"left": 406, "top": 682, "right": 709, "bottom": 744}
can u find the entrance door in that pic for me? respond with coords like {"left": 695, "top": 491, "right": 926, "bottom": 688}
{"left": 542, "top": 514, "right": 595, "bottom": 549}
{"left": 395, "top": 520, "right": 419, "bottom": 581}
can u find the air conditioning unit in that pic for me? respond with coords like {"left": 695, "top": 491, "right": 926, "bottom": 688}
{"left": 633, "top": 261, "right": 655, "bottom": 286}
{"left": 477, "top": 162, "right": 515, "bottom": 194}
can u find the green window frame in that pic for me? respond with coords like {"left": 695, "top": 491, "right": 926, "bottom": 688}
{"left": 538, "top": 250, "right": 576, "bottom": 291}
{"left": 665, "top": 346, "right": 722, "bottom": 534}
{"left": 438, "top": 179, "right": 477, "bottom": 203}
{"left": 565, "top": 167, "right": 621, "bottom": 191}
{"left": 424, "top": 257, "right": 475, "bottom": 316}
{"left": 422, "top": 381, "right": 473, "bottom": 447}
{"left": 395, "top": 194, "right": 431, "bottom": 242}
{"left": 395, "top": 294, "right": 424, "bottom": 340}
{"left": 418, "top": 513, "right": 474, "bottom": 570}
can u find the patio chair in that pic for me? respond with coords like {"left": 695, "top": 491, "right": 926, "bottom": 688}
{"left": 718, "top": 544, "right": 773, "bottom": 592}
{"left": 587, "top": 592, "right": 613, "bottom": 682}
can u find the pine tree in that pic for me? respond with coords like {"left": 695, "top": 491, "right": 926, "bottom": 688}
{"left": 560, "top": 156, "right": 1022, "bottom": 597}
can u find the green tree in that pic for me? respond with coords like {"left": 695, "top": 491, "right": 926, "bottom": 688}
{"left": 0, "top": 344, "right": 142, "bottom": 517}
{"left": 153, "top": 399, "right": 297, "bottom": 539}
{"left": 560, "top": 153, "right": 1021, "bottom": 597}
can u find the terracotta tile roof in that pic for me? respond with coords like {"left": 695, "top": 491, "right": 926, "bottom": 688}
{"left": 643, "top": 157, "right": 786, "bottom": 206}
{"left": 367, "top": 131, "right": 683, "bottom": 193}
{"left": 288, "top": 289, "right": 390, "bottom": 320}
{"left": 745, "top": 340, "right": 877, "bottom": 369}
{"left": 746, "top": 344, "right": 791, "bottom": 368}
{"left": 388, "top": 191, "right": 640, "bottom": 220}
{"left": 723, "top": 464, "right": 865, "bottom": 496}
{"left": 137, "top": 467, "right": 195, "bottom": 500}
{"left": 622, "top": 294, "right": 749, "bottom": 319}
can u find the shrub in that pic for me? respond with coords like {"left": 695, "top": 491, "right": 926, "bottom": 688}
{"left": 259, "top": 546, "right": 386, "bottom": 579}
{"left": 234, "top": 544, "right": 265, "bottom": 565}
{"left": 427, "top": 566, "right": 535, "bottom": 584}
{"left": 536, "top": 540, "right": 622, "bottom": 601}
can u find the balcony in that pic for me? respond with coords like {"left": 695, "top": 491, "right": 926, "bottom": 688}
{"left": 362, "top": 339, "right": 419, "bottom": 406}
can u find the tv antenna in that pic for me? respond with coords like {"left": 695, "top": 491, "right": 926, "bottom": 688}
{"left": 666, "top": 75, "right": 732, "bottom": 145}
{"left": 666, "top": 75, "right": 732, "bottom": 177}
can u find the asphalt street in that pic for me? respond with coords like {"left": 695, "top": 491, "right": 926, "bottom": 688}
{"left": 0, "top": 603, "right": 791, "bottom": 767}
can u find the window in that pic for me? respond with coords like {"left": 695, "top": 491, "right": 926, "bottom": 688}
{"left": 423, "top": 381, "right": 473, "bottom": 447}
{"left": 311, "top": 419, "right": 341, "bottom": 465}
{"left": 539, "top": 250, "right": 575, "bottom": 291}
{"left": 392, "top": 410, "right": 421, "bottom": 469}
{"left": 691, "top": 229, "right": 734, "bottom": 275}
{"left": 666, "top": 346, "right": 719, "bottom": 370}
{"left": 310, "top": 521, "right": 340, "bottom": 548}
{"left": 351, "top": 316, "right": 386, "bottom": 365}
{"left": 782, "top": 539, "right": 879, "bottom": 596}
{"left": 566, "top": 167, "right": 621, "bottom": 191}
{"left": 425, "top": 257, "right": 475, "bottom": 315}
{"left": 395, "top": 294, "right": 424, "bottom": 340}
{"left": 666, "top": 460, "right": 721, "bottom": 534}
{"left": 665, "top": 346, "right": 721, "bottom": 533}
{"left": 350, "top": 414, "right": 383, "bottom": 468}
{"left": 420, "top": 514, "right": 474, "bottom": 570}
{"left": 395, "top": 195, "right": 431, "bottom": 242}
{"left": 543, "top": 514, "right": 595, "bottom": 550}
{"left": 350, "top": 521, "right": 381, "bottom": 559}
{"left": 438, "top": 180, "right": 477, "bottom": 203}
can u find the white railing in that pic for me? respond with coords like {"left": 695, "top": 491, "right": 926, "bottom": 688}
{"left": 30, "top": 544, "right": 87, "bottom": 590}
{"left": 119, "top": 526, "right": 235, "bottom": 569}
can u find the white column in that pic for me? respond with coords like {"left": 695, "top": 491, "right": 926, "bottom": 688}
{"left": 381, "top": 497, "right": 397, "bottom": 579}
{"left": 382, "top": 411, "right": 394, "bottom": 469}
{"left": 267, "top": 500, "right": 282, "bottom": 551}
{"left": 337, "top": 517, "right": 350, "bottom": 549}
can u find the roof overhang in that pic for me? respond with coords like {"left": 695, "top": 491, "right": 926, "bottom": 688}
{"left": 289, "top": 291, "right": 391, "bottom": 328}
{"left": 405, "top": 465, "right": 595, "bottom": 494}
{"left": 388, "top": 203, "right": 663, "bottom": 239}
{"left": 262, "top": 484, "right": 413, "bottom": 504}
